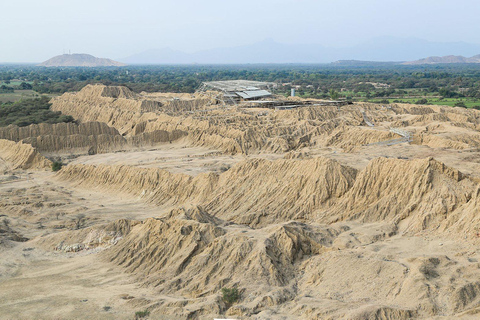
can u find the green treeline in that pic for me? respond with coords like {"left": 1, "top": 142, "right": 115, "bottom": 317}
{"left": 2, "top": 64, "right": 480, "bottom": 104}
{"left": 0, "top": 96, "right": 74, "bottom": 127}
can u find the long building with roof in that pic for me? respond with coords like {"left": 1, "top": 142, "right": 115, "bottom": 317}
{"left": 196, "top": 80, "right": 276, "bottom": 104}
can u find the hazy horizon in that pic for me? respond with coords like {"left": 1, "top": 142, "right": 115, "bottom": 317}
{"left": 2, "top": 0, "right": 480, "bottom": 62}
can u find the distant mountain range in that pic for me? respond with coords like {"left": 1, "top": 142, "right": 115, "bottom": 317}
{"left": 331, "top": 60, "right": 399, "bottom": 66}
{"left": 404, "top": 54, "right": 480, "bottom": 65}
{"left": 39, "top": 54, "right": 126, "bottom": 67}
{"left": 120, "top": 37, "right": 480, "bottom": 64}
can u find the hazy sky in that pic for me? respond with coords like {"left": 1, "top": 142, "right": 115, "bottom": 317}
{"left": 1, "top": 0, "right": 479, "bottom": 62}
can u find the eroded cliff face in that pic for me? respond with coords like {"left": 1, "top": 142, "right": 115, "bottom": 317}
{"left": 0, "top": 139, "right": 51, "bottom": 170}
{"left": 323, "top": 157, "right": 474, "bottom": 233}
{"left": 48, "top": 84, "right": 367, "bottom": 154}
{"left": 55, "top": 157, "right": 354, "bottom": 227}
{"left": 50, "top": 84, "right": 213, "bottom": 135}
{"left": 56, "top": 156, "right": 479, "bottom": 235}
{"left": 0, "top": 121, "right": 187, "bottom": 155}
{"left": 49, "top": 85, "right": 480, "bottom": 156}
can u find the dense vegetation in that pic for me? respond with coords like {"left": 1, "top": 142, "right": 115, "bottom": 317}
{"left": 0, "top": 96, "right": 74, "bottom": 127}
{"left": 2, "top": 63, "right": 480, "bottom": 107}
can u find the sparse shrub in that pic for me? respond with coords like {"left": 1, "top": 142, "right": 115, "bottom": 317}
{"left": 52, "top": 161, "right": 63, "bottom": 171}
{"left": 73, "top": 213, "right": 86, "bottom": 230}
{"left": 103, "top": 306, "right": 111, "bottom": 311}
{"left": 419, "top": 264, "right": 439, "bottom": 279}
{"left": 221, "top": 287, "right": 239, "bottom": 306}
{"left": 419, "top": 258, "right": 440, "bottom": 280}
{"left": 455, "top": 101, "right": 467, "bottom": 108}
{"left": 2, "top": 218, "right": 10, "bottom": 228}
{"left": 219, "top": 164, "right": 231, "bottom": 172}
{"left": 135, "top": 310, "right": 150, "bottom": 319}
{"left": 415, "top": 98, "right": 428, "bottom": 105}
{"left": 329, "top": 89, "right": 340, "bottom": 100}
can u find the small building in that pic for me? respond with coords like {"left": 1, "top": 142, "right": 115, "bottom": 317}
{"left": 196, "top": 80, "right": 276, "bottom": 104}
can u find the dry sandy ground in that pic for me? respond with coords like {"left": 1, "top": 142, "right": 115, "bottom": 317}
{"left": 312, "top": 142, "right": 480, "bottom": 180}
{"left": 2, "top": 143, "right": 480, "bottom": 319}
{"left": 0, "top": 170, "right": 184, "bottom": 320}
{"left": 67, "top": 141, "right": 284, "bottom": 176}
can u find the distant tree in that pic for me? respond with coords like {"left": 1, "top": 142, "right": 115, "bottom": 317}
{"left": 329, "top": 89, "right": 340, "bottom": 100}
{"left": 0, "top": 85, "right": 14, "bottom": 93}
{"left": 73, "top": 214, "right": 86, "bottom": 230}
{"left": 439, "top": 88, "right": 458, "bottom": 98}
{"left": 18, "top": 82, "right": 33, "bottom": 90}
{"left": 415, "top": 98, "right": 428, "bottom": 105}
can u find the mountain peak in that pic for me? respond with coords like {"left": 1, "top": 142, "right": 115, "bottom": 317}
{"left": 39, "top": 53, "right": 126, "bottom": 67}
{"left": 403, "top": 54, "right": 480, "bottom": 65}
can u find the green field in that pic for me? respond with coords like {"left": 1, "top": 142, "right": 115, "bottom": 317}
{"left": 382, "top": 97, "right": 480, "bottom": 108}
{"left": 0, "top": 81, "right": 33, "bottom": 86}
{"left": 0, "top": 90, "right": 39, "bottom": 103}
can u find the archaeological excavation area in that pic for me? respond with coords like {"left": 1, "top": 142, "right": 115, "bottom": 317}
{"left": 3, "top": 84, "right": 480, "bottom": 319}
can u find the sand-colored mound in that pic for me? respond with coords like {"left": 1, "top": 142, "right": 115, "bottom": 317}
{"left": 56, "top": 163, "right": 218, "bottom": 206}
{"left": 205, "top": 158, "right": 357, "bottom": 226}
{"left": 36, "top": 219, "right": 140, "bottom": 252}
{"left": 324, "top": 126, "right": 397, "bottom": 151}
{"left": 57, "top": 155, "right": 480, "bottom": 236}
{"left": 413, "top": 133, "right": 471, "bottom": 149}
{"left": 0, "top": 139, "right": 51, "bottom": 170}
{"left": 0, "top": 122, "right": 125, "bottom": 154}
{"left": 0, "top": 122, "right": 119, "bottom": 141}
{"left": 325, "top": 157, "right": 474, "bottom": 233}
{"left": 92, "top": 206, "right": 480, "bottom": 319}
{"left": 439, "top": 185, "right": 480, "bottom": 237}
{"left": 57, "top": 157, "right": 357, "bottom": 227}
{"left": 51, "top": 86, "right": 372, "bottom": 154}
{"left": 21, "top": 134, "right": 127, "bottom": 154}
{"left": 413, "top": 130, "right": 480, "bottom": 150}
{"left": 50, "top": 84, "right": 212, "bottom": 136}
{"left": 131, "top": 105, "right": 364, "bottom": 154}
{"left": 50, "top": 85, "right": 159, "bottom": 134}
{"left": 49, "top": 86, "right": 480, "bottom": 156}
{"left": 102, "top": 207, "right": 339, "bottom": 317}
{"left": 0, "top": 121, "right": 187, "bottom": 155}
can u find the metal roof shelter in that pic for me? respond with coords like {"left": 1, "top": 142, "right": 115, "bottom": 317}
{"left": 235, "top": 90, "right": 272, "bottom": 99}
{"left": 196, "top": 80, "right": 276, "bottom": 104}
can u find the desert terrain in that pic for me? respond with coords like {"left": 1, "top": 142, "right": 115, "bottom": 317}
{"left": 3, "top": 84, "right": 480, "bottom": 319}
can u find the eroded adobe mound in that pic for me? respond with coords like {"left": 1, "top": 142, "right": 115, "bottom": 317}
{"left": 0, "top": 139, "right": 51, "bottom": 170}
